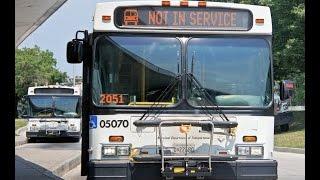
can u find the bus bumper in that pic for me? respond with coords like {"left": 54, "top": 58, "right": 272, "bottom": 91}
{"left": 26, "top": 131, "right": 81, "bottom": 138}
{"left": 87, "top": 159, "right": 277, "bottom": 180}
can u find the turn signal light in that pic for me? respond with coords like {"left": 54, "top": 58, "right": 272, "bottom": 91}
{"left": 255, "top": 19, "right": 264, "bottom": 24}
{"left": 243, "top": 136, "right": 257, "bottom": 142}
{"left": 102, "top": 15, "right": 111, "bottom": 22}
{"left": 180, "top": 1, "right": 188, "bottom": 7}
{"left": 109, "top": 136, "right": 124, "bottom": 142}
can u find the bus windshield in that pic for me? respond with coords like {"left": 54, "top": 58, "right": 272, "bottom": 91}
{"left": 187, "top": 38, "right": 272, "bottom": 107}
{"left": 92, "top": 36, "right": 181, "bottom": 106}
{"left": 28, "top": 96, "right": 81, "bottom": 118}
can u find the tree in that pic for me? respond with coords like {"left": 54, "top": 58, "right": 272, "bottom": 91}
{"left": 15, "top": 45, "right": 68, "bottom": 103}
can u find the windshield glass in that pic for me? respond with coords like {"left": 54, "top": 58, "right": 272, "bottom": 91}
{"left": 92, "top": 36, "right": 181, "bottom": 106}
{"left": 28, "top": 96, "right": 81, "bottom": 118}
{"left": 187, "top": 38, "right": 272, "bottom": 107}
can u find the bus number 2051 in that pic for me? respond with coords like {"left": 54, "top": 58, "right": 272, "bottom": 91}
{"left": 99, "top": 120, "right": 129, "bottom": 128}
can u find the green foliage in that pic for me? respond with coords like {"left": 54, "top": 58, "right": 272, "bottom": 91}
{"left": 15, "top": 45, "right": 68, "bottom": 100}
{"left": 290, "top": 73, "right": 305, "bottom": 105}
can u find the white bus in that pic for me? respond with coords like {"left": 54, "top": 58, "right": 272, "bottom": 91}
{"left": 66, "top": 1, "right": 291, "bottom": 179}
{"left": 24, "top": 85, "right": 82, "bottom": 142}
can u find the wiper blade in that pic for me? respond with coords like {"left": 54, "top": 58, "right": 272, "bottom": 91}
{"left": 139, "top": 74, "right": 181, "bottom": 121}
{"left": 187, "top": 73, "right": 229, "bottom": 121}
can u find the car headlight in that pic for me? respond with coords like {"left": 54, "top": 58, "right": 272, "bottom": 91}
{"left": 102, "top": 147, "right": 116, "bottom": 156}
{"left": 236, "top": 145, "right": 263, "bottom": 157}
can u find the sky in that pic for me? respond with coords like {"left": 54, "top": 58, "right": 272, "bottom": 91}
{"left": 18, "top": 0, "right": 107, "bottom": 77}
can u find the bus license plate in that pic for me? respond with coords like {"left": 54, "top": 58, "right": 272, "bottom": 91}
{"left": 174, "top": 145, "right": 195, "bottom": 154}
{"left": 47, "top": 122, "right": 58, "bottom": 129}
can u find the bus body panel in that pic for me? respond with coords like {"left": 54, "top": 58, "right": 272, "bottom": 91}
{"left": 89, "top": 114, "right": 274, "bottom": 160}
{"left": 93, "top": 1, "right": 272, "bottom": 35}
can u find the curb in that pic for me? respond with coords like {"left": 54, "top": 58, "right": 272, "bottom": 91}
{"left": 53, "top": 153, "right": 81, "bottom": 177}
{"left": 274, "top": 146, "right": 305, "bottom": 154}
{"left": 15, "top": 126, "right": 28, "bottom": 147}
{"left": 16, "top": 126, "right": 27, "bottom": 136}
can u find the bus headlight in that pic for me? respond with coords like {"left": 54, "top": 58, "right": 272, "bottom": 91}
{"left": 117, "top": 146, "right": 130, "bottom": 156}
{"left": 101, "top": 145, "right": 131, "bottom": 157}
{"left": 236, "top": 145, "right": 263, "bottom": 157}
{"left": 30, "top": 124, "right": 39, "bottom": 131}
{"left": 237, "top": 146, "right": 250, "bottom": 156}
{"left": 250, "top": 146, "right": 263, "bottom": 156}
{"left": 68, "top": 124, "right": 78, "bottom": 131}
{"left": 102, "top": 147, "right": 116, "bottom": 156}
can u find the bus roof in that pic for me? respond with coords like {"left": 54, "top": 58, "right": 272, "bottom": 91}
{"left": 27, "top": 85, "right": 81, "bottom": 96}
{"left": 93, "top": 0, "right": 272, "bottom": 35}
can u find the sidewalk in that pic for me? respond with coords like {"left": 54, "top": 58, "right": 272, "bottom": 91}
{"left": 15, "top": 127, "right": 81, "bottom": 178}
{"left": 15, "top": 126, "right": 27, "bottom": 146}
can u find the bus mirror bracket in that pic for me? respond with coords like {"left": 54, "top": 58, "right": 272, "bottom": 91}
{"left": 280, "top": 80, "right": 295, "bottom": 101}
{"left": 66, "top": 30, "right": 88, "bottom": 64}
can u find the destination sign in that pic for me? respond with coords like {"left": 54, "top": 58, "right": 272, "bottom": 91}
{"left": 115, "top": 7, "right": 252, "bottom": 30}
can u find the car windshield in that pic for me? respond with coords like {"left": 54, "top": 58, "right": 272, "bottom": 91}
{"left": 92, "top": 36, "right": 181, "bottom": 107}
{"left": 187, "top": 38, "right": 272, "bottom": 107}
{"left": 28, "top": 96, "right": 81, "bottom": 118}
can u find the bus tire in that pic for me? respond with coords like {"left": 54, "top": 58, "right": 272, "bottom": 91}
{"left": 280, "top": 124, "right": 289, "bottom": 132}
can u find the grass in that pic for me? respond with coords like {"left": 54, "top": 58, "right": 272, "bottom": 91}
{"left": 274, "top": 111, "right": 305, "bottom": 148}
{"left": 15, "top": 119, "right": 28, "bottom": 134}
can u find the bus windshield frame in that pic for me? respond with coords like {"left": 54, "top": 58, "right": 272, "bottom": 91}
{"left": 91, "top": 33, "right": 273, "bottom": 109}
{"left": 27, "top": 95, "right": 81, "bottom": 118}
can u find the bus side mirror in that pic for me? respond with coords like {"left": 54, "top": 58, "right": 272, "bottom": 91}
{"left": 67, "top": 40, "right": 83, "bottom": 63}
{"left": 280, "top": 80, "right": 295, "bottom": 101}
{"left": 21, "top": 114, "right": 29, "bottom": 119}
{"left": 66, "top": 30, "right": 88, "bottom": 64}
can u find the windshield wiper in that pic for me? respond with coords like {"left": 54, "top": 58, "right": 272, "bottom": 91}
{"left": 139, "top": 74, "right": 181, "bottom": 121}
{"left": 187, "top": 73, "right": 230, "bottom": 121}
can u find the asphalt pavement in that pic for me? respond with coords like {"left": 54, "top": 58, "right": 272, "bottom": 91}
{"left": 274, "top": 151, "right": 305, "bottom": 180}
{"left": 15, "top": 138, "right": 81, "bottom": 180}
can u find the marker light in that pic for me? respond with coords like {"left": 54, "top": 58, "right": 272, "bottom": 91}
{"left": 198, "top": 1, "right": 207, "bottom": 7}
{"left": 102, "top": 15, "right": 111, "bottom": 22}
{"left": 243, "top": 136, "right": 257, "bottom": 142}
{"left": 162, "top": 1, "right": 170, "bottom": 6}
{"left": 255, "top": 18, "right": 264, "bottom": 24}
{"left": 109, "top": 136, "right": 124, "bottom": 142}
{"left": 180, "top": 1, "right": 188, "bottom": 7}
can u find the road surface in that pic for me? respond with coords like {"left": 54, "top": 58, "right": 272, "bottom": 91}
{"left": 15, "top": 138, "right": 81, "bottom": 180}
